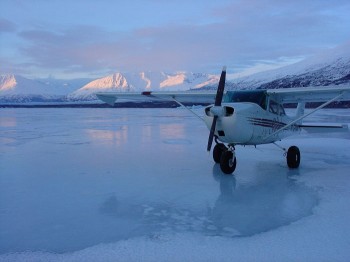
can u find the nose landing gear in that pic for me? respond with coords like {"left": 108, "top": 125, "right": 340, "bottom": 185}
{"left": 213, "top": 141, "right": 237, "bottom": 175}
{"left": 220, "top": 148, "right": 237, "bottom": 174}
{"left": 213, "top": 143, "right": 227, "bottom": 163}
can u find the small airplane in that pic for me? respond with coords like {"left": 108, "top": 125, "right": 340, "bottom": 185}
{"left": 96, "top": 67, "right": 350, "bottom": 174}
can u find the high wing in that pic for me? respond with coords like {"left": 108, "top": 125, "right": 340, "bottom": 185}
{"left": 97, "top": 86, "right": 350, "bottom": 106}
{"left": 267, "top": 86, "right": 350, "bottom": 103}
{"left": 96, "top": 91, "right": 217, "bottom": 106}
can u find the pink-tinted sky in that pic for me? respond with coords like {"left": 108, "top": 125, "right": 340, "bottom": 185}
{"left": 1, "top": 0, "right": 350, "bottom": 79}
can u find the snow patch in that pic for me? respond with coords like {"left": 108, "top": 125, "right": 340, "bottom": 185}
{"left": 160, "top": 73, "right": 186, "bottom": 88}
{"left": 0, "top": 75, "right": 17, "bottom": 91}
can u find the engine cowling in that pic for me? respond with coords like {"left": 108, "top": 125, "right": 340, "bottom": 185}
{"left": 204, "top": 103, "right": 254, "bottom": 144}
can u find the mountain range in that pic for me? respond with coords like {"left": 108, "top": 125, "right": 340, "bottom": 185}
{"left": 68, "top": 71, "right": 219, "bottom": 100}
{"left": 1, "top": 43, "right": 349, "bottom": 103}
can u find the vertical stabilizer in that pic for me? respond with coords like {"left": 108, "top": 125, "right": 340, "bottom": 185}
{"left": 295, "top": 102, "right": 305, "bottom": 124}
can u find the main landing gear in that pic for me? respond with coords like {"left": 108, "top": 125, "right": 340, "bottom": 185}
{"left": 286, "top": 145, "right": 300, "bottom": 168}
{"left": 213, "top": 142, "right": 237, "bottom": 175}
{"left": 274, "top": 143, "right": 301, "bottom": 169}
{"left": 214, "top": 142, "right": 301, "bottom": 175}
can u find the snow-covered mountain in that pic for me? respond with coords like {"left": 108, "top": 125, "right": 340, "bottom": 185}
{"left": 0, "top": 75, "right": 58, "bottom": 103}
{"left": 35, "top": 77, "right": 92, "bottom": 95}
{"left": 1, "top": 75, "right": 50, "bottom": 95}
{"left": 222, "top": 42, "right": 350, "bottom": 90}
{"left": 1, "top": 43, "right": 349, "bottom": 103}
{"left": 0, "top": 75, "right": 92, "bottom": 103}
{"left": 68, "top": 72, "right": 219, "bottom": 100}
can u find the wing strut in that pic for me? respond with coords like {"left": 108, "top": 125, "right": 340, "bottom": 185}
{"left": 171, "top": 97, "right": 205, "bottom": 122}
{"left": 263, "top": 91, "right": 345, "bottom": 140}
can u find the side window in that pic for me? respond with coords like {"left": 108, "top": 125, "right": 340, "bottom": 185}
{"left": 279, "top": 104, "right": 286, "bottom": 115}
{"left": 269, "top": 100, "right": 278, "bottom": 114}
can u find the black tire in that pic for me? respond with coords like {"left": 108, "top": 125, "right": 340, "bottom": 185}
{"left": 220, "top": 150, "right": 237, "bottom": 174}
{"left": 213, "top": 143, "right": 226, "bottom": 163}
{"left": 287, "top": 146, "right": 300, "bottom": 168}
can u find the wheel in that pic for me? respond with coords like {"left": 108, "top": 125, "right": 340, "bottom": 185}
{"left": 213, "top": 143, "right": 227, "bottom": 163}
{"left": 220, "top": 150, "right": 237, "bottom": 174}
{"left": 287, "top": 146, "right": 300, "bottom": 168}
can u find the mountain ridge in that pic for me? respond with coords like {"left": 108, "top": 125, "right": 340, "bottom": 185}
{"left": 67, "top": 71, "right": 219, "bottom": 100}
{"left": 1, "top": 43, "right": 350, "bottom": 103}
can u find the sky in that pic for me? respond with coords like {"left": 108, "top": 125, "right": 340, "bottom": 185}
{"left": 1, "top": 0, "right": 350, "bottom": 79}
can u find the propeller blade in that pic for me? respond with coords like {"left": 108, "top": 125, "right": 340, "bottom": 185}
{"left": 214, "top": 66, "right": 226, "bottom": 106}
{"left": 207, "top": 66, "right": 227, "bottom": 152}
{"left": 207, "top": 116, "right": 218, "bottom": 152}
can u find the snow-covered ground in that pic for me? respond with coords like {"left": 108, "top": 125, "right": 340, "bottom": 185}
{"left": 0, "top": 107, "right": 350, "bottom": 261}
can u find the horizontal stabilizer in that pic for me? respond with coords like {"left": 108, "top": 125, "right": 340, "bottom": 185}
{"left": 300, "top": 123, "right": 349, "bottom": 133}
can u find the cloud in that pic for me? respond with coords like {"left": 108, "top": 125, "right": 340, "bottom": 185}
{"left": 2, "top": 0, "right": 350, "bottom": 78}
{"left": 17, "top": 24, "right": 225, "bottom": 75}
{"left": 17, "top": 26, "right": 118, "bottom": 74}
{"left": 0, "top": 18, "right": 16, "bottom": 33}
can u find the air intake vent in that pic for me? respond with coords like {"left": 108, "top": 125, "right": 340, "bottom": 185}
{"left": 224, "top": 106, "right": 234, "bottom": 116}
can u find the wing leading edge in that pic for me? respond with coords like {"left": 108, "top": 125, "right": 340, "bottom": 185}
{"left": 96, "top": 91, "right": 217, "bottom": 106}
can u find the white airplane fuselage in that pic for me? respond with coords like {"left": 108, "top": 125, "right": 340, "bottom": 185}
{"left": 203, "top": 102, "right": 301, "bottom": 145}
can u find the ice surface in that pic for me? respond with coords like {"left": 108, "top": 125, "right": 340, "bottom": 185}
{"left": 0, "top": 108, "right": 350, "bottom": 261}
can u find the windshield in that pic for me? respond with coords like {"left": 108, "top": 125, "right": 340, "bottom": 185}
{"left": 224, "top": 90, "right": 267, "bottom": 110}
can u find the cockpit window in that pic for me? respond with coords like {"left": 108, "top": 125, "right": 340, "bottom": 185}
{"left": 269, "top": 99, "right": 286, "bottom": 115}
{"left": 224, "top": 90, "right": 267, "bottom": 110}
{"left": 269, "top": 100, "right": 279, "bottom": 114}
{"left": 279, "top": 104, "right": 286, "bottom": 115}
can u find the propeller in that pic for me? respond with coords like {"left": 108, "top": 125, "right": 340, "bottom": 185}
{"left": 207, "top": 66, "right": 226, "bottom": 152}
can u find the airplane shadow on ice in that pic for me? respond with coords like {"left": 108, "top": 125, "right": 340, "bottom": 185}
{"left": 99, "top": 164, "right": 319, "bottom": 239}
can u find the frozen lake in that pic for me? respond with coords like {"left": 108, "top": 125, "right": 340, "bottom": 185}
{"left": 1, "top": 108, "right": 350, "bottom": 261}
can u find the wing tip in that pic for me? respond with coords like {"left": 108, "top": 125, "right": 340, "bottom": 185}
{"left": 96, "top": 93, "right": 117, "bottom": 106}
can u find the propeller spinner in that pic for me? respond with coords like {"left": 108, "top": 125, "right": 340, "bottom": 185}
{"left": 207, "top": 66, "right": 226, "bottom": 152}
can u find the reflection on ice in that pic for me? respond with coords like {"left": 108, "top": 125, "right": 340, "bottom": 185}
{"left": 94, "top": 164, "right": 318, "bottom": 247}
{"left": 86, "top": 127, "right": 129, "bottom": 146}
{"left": 0, "top": 117, "right": 17, "bottom": 127}
{"left": 210, "top": 165, "right": 318, "bottom": 236}
{"left": 159, "top": 123, "right": 186, "bottom": 138}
